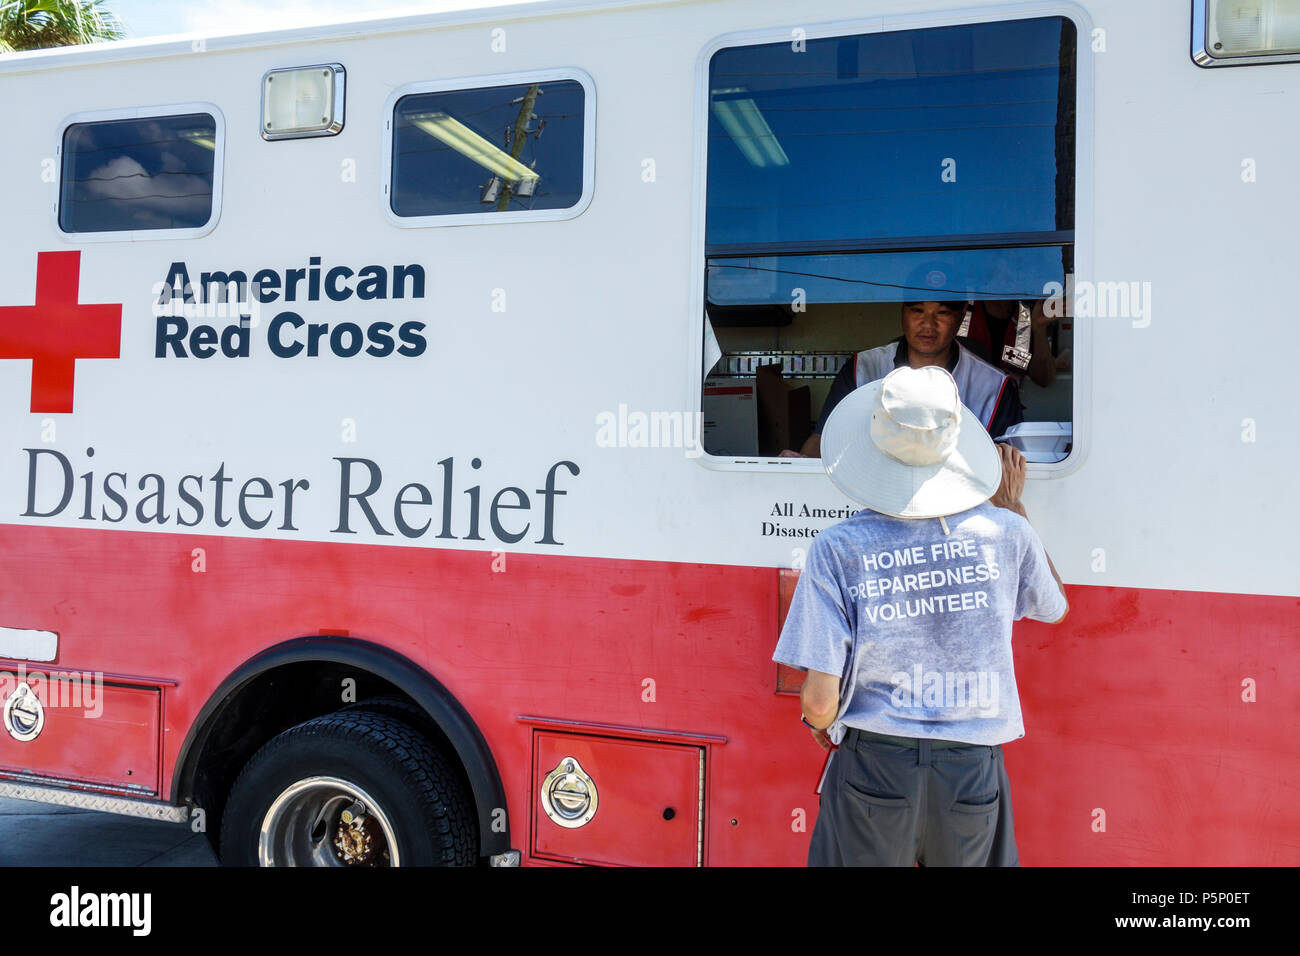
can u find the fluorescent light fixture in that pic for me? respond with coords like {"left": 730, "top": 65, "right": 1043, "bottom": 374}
{"left": 407, "top": 110, "right": 541, "bottom": 185}
{"left": 711, "top": 87, "right": 789, "bottom": 167}
{"left": 1193, "top": 0, "right": 1300, "bottom": 65}
{"left": 262, "top": 63, "right": 345, "bottom": 139}
{"left": 178, "top": 129, "right": 216, "bottom": 150}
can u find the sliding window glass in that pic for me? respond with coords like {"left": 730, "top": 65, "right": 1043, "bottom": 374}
{"left": 59, "top": 112, "right": 218, "bottom": 234}
{"left": 389, "top": 75, "right": 590, "bottom": 224}
{"left": 702, "top": 17, "right": 1077, "bottom": 462}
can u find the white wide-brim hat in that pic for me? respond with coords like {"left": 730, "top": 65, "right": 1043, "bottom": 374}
{"left": 821, "top": 365, "right": 1001, "bottom": 518}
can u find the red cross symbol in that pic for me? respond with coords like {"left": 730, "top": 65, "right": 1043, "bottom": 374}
{"left": 0, "top": 251, "right": 122, "bottom": 414}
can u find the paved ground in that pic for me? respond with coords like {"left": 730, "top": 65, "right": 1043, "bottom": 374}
{"left": 0, "top": 797, "right": 217, "bottom": 866}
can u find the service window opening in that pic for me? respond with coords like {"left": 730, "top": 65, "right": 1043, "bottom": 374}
{"left": 701, "top": 16, "right": 1077, "bottom": 464}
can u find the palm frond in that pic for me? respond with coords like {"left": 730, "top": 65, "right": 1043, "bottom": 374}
{"left": 0, "top": 0, "right": 125, "bottom": 54}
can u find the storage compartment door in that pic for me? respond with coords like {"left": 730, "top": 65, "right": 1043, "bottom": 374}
{"left": 532, "top": 731, "right": 702, "bottom": 866}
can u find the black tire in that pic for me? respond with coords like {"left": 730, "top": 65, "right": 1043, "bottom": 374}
{"left": 339, "top": 694, "right": 432, "bottom": 731}
{"left": 219, "top": 710, "right": 476, "bottom": 866}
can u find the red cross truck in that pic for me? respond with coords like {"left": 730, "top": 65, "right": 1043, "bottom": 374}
{"left": 0, "top": 0, "right": 1295, "bottom": 867}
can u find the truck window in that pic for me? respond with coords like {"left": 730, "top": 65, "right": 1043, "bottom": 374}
{"left": 700, "top": 16, "right": 1077, "bottom": 464}
{"left": 59, "top": 112, "right": 218, "bottom": 234}
{"left": 389, "top": 76, "right": 588, "bottom": 220}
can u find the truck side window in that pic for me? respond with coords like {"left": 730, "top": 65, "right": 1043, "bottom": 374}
{"left": 390, "top": 77, "right": 586, "bottom": 219}
{"left": 59, "top": 112, "right": 218, "bottom": 234}
{"left": 701, "top": 16, "right": 1077, "bottom": 464}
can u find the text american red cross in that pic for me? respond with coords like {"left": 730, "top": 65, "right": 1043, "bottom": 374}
{"left": 0, "top": 251, "right": 122, "bottom": 414}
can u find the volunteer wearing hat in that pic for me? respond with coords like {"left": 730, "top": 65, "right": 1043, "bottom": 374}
{"left": 772, "top": 365, "right": 1067, "bottom": 866}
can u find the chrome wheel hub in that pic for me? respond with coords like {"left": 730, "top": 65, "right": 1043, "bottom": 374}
{"left": 259, "top": 776, "right": 399, "bottom": 866}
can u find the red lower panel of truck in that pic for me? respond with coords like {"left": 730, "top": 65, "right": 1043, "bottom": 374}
{"left": 0, "top": 523, "right": 1295, "bottom": 865}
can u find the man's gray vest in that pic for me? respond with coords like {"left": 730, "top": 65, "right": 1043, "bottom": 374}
{"left": 854, "top": 341, "right": 1011, "bottom": 430}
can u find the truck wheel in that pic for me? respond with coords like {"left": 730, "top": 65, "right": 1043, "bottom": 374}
{"left": 340, "top": 694, "right": 431, "bottom": 730}
{"left": 219, "top": 710, "right": 476, "bottom": 866}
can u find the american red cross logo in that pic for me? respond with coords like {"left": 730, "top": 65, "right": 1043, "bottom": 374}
{"left": 0, "top": 251, "right": 122, "bottom": 414}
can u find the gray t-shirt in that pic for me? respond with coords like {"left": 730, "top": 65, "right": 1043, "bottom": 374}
{"left": 773, "top": 501, "right": 1066, "bottom": 746}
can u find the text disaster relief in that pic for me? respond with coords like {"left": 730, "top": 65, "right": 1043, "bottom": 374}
{"left": 15, "top": 258, "right": 580, "bottom": 546}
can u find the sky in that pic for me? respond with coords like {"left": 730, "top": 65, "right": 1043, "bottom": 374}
{"left": 106, "top": 0, "right": 544, "bottom": 40}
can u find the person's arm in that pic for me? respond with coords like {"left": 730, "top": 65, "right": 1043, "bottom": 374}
{"left": 800, "top": 670, "right": 840, "bottom": 751}
{"left": 772, "top": 537, "right": 854, "bottom": 750}
{"left": 988, "top": 443, "right": 1068, "bottom": 619}
{"left": 793, "top": 432, "right": 821, "bottom": 458}
{"left": 1026, "top": 300, "right": 1057, "bottom": 389}
{"left": 1005, "top": 501, "right": 1067, "bottom": 619}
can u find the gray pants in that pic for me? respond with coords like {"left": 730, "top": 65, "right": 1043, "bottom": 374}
{"left": 808, "top": 728, "right": 1018, "bottom": 866}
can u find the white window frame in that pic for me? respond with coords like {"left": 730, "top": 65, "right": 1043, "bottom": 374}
{"left": 689, "top": 3, "right": 1095, "bottom": 480}
{"left": 54, "top": 102, "right": 225, "bottom": 243}
{"left": 381, "top": 67, "right": 596, "bottom": 229}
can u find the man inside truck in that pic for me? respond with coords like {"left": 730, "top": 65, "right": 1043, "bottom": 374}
{"left": 780, "top": 298, "right": 1022, "bottom": 459}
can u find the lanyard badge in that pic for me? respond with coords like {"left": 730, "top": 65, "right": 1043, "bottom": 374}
{"left": 1000, "top": 302, "right": 1033, "bottom": 370}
